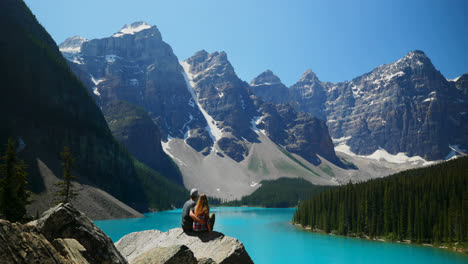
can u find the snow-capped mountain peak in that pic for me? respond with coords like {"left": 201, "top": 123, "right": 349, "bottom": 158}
{"left": 58, "top": 36, "right": 88, "bottom": 53}
{"left": 112, "top": 21, "right": 152, "bottom": 37}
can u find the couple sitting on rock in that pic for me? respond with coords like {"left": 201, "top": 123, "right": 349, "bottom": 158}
{"left": 181, "top": 188, "right": 215, "bottom": 233}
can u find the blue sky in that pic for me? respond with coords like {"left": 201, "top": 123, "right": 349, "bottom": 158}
{"left": 25, "top": 0, "right": 468, "bottom": 86}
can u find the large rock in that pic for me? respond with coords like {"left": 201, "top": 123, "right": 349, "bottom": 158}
{"left": 116, "top": 228, "right": 254, "bottom": 264}
{"left": 0, "top": 220, "right": 66, "bottom": 264}
{"left": 33, "top": 203, "right": 127, "bottom": 264}
{"left": 132, "top": 245, "right": 197, "bottom": 264}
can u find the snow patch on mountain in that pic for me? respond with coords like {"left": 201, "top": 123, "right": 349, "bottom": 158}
{"left": 59, "top": 36, "right": 88, "bottom": 53}
{"left": 251, "top": 116, "right": 266, "bottom": 135}
{"left": 180, "top": 61, "right": 223, "bottom": 143}
{"left": 112, "top": 22, "right": 152, "bottom": 37}
{"left": 90, "top": 75, "right": 105, "bottom": 85}
{"left": 447, "top": 76, "right": 461, "bottom": 82}
{"left": 93, "top": 87, "right": 101, "bottom": 96}
{"left": 334, "top": 138, "right": 433, "bottom": 165}
{"left": 445, "top": 145, "right": 467, "bottom": 160}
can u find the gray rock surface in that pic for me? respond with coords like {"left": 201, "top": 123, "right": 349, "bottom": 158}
{"left": 33, "top": 203, "right": 127, "bottom": 264}
{"left": 60, "top": 22, "right": 208, "bottom": 143}
{"left": 52, "top": 238, "right": 89, "bottom": 264}
{"left": 183, "top": 50, "right": 259, "bottom": 161}
{"left": 250, "top": 70, "right": 290, "bottom": 104}
{"left": 132, "top": 245, "right": 197, "bottom": 264}
{"left": 0, "top": 219, "right": 66, "bottom": 264}
{"left": 116, "top": 228, "right": 254, "bottom": 264}
{"left": 258, "top": 103, "right": 343, "bottom": 166}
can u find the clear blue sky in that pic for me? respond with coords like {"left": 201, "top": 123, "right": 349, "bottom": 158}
{"left": 25, "top": 0, "right": 468, "bottom": 86}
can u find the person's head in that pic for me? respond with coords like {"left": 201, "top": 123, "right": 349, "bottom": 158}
{"left": 194, "top": 194, "right": 209, "bottom": 216}
{"left": 190, "top": 188, "right": 198, "bottom": 200}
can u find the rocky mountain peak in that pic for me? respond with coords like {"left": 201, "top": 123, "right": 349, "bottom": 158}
{"left": 298, "top": 69, "right": 320, "bottom": 83}
{"left": 390, "top": 50, "right": 435, "bottom": 72}
{"left": 187, "top": 50, "right": 234, "bottom": 77}
{"left": 208, "top": 51, "right": 229, "bottom": 65}
{"left": 58, "top": 36, "right": 88, "bottom": 53}
{"left": 112, "top": 21, "right": 158, "bottom": 38}
{"left": 250, "top": 70, "right": 282, "bottom": 86}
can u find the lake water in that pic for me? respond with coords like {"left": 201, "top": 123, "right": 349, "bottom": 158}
{"left": 95, "top": 207, "right": 467, "bottom": 264}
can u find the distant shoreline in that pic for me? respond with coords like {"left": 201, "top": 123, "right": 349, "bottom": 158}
{"left": 292, "top": 223, "right": 467, "bottom": 255}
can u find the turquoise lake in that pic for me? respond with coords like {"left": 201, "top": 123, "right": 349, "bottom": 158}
{"left": 95, "top": 207, "right": 467, "bottom": 264}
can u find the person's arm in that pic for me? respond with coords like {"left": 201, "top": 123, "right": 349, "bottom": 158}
{"left": 207, "top": 217, "right": 212, "bottom": 232}
{"left": 190, "top": 209, "right": 206, "bottom": 224}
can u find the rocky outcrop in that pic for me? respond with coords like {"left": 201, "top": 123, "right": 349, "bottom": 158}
{"left": 132, "top": 245, "right": 198, "bottom": 264}
{"left": 258, "top": 103, "right": 342, "bottom": 166}
{"left": 32, "top": 203, "right": 127, "bottom": 264}
{"left": 454, "top": 73, "right": 468, "bottom": 96}
{"left": 116, "top": 228, "right": 254, "bottom": 264}
{"left": 0, "top": 220, "right": 66, "bottom": 264}
{"left": 0, "top": 203, "right": 127, "bottom": 264}
{"left": 182, "top": 50, "right": 259, "bottom": 161}
{"left": 250, "top": 70, "right": 290, "bottom": 104}
{"left": 289, "top": 69, "right": 328, "bottom": 120}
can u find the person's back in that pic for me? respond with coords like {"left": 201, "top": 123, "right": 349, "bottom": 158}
{"left": 181, "top": 199, "right": 196, "bottom": 230}
{"left": 181, "top": 188, "right": 199, "bottom": 231}
{"left": 192, "top": 194, "right": 215, "bottom": 233}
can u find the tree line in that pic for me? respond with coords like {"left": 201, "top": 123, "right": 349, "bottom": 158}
{"left": 293, "top": 156, "right": 468, "bottom": 244}
{"left": 0, "top": 138, "right": 77, "bottom": 222}
{"left": 224, "top": 178, "right": 333, "bottom": 208}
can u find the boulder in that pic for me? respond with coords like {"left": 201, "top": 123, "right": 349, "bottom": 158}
{"left": 52, "top": 238, "right": 89, "bottom": 264}
{"left": 0, "top": 220, "right": 65, "bottom": 264}
{"left": 132, "top": 245, "right": 197, "bottom": 264}
{"left": 116, "top": 228, "right": 254, "bottom": 264}
{"left": 33, "top": 203, "right": 127, "bottom": 264}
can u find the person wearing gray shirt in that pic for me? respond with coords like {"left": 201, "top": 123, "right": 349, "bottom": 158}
{"left": 181, "top": 188, "right": 205, "bottom": 231}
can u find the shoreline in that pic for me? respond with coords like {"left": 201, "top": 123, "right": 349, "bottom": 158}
{"left": 293, "top": 223, "right": 467, "bottom": 255}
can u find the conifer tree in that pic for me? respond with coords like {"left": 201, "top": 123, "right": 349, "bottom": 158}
{"left": 0, "top": 138, "right": 31, "bottom": 222}
{"left": 55, "top": 146, "right": 78, "bottom": 204}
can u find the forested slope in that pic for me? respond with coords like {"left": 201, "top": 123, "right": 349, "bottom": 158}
{"left": 293, "top": 156, "right": 468, "bottom": 245}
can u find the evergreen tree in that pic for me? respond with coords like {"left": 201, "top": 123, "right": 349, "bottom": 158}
{"left": 0, "top": 138, "right": 31, "bottom": 222}
{"left": 55, "top": 146, "right": 78, "bottom": 204}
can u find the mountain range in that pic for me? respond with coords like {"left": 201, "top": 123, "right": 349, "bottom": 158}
{"left": 251, "top": 51, "right": 468, "bottom": 161}
{"left": 58, "top": 21, "right": 467, "bottom": 200}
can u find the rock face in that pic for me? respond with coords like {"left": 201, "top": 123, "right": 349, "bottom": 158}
{"left": 103, "top": 100, "right": 183, "bottom": 184}
{"left": 252, "top": 50, "right": 468, "bottom": 161}
{"left": 60, "top": 22, "right": 208, "bottom": 142}
{"left": 258, "top": 103, "right": 342, "bottom": 166}
{"left": 0, "top": 203, "right": 127, "bottom": 264}
{"left": 33, "top": 203, "right": 127, "bottom": 264}
{"left": 116, "top": 228, "right": 254, "bottom": 264}
{"left": 182, "top": 50, "right": 259, "bottom": 161}
{"left": 250, "top": 70, "right": 290, "bottom": 104}
{"left": 0, "top": 220, "right": 66, "bottom": 264}
{"left": 454, "top": 73, "right": 468, "bottom": 96}
{"left": 289, "top": 69, "right": 328, "bottom": 120}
